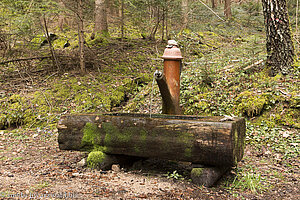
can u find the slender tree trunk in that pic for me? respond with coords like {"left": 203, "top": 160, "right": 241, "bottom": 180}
{"left": 161, "top": 2, "right": 165, "bottom": 41}
{"left": 41, "top": 16, "right": 60, "bottom": 71}
{"left": 95, "top": 0, "right": 108, "bottom": 35}
{"left": 121, "top": 0, "right": 124, "bottom": 40}
{"left": 165, "top": 0, "right": 169, "bottom": 39}
{"left": 295, "top": 0, "right": 299, "bottom": 51}
{"left": 224, "top": 0, "right": 232, "bottom": 18}
{"left": 58, "top": 1, "right": 66, "bottom": 31}
{"left": 211, "top": 0, "right": 218, "bottom": 9}
{"left": 78, "top": 0, "right": 85, "bottom": 74}
{"left": 262, "top": 0, "right": 294, "bottom": 76}
{"left": 149, "top": 6, "right": 160, "bottom": 40}
{"left": 182, "top": 0, "right": 189, "bottom": 29}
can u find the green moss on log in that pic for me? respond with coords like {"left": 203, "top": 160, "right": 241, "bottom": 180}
{"left": 81, "top": 122, "right": 108, "bottom": 152}
{"left": 81, "top": 122, "right": 101, "bottom": 148}
{"left": 179, "top": 132, "right": 193, "bottom": 158}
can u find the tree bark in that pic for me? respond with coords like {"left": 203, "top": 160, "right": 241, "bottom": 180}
{"left": 155, "top": 73, "right": 181, "bottom": 115}
{"left": 58, "top": 113, "right": 246, "bottom": 167}
{"left": 121, "top": 0, "right": 124, "bottom": 40}
{"left": 211, "top": 0, "right": 218, "bottom": 9}
{"left": 224, "top": 0, "right": 232, "bottom": 18}
{"left": 149, "top": 6, "right": 160, "bottom": 40}
{"left": 182, "top": 0, "right": 189, "bottom": 29}
{"left": 95, "top": 0, "right": 108, "bottom": 35}
{"left": 262, "top": 0, "right": 295, "bottom": 76}
{"left": 58, "top": 1, "right": 66, "bottom": 31}
{"left": 78, "top": 0, "right": 85, "bottom": 74}
{"left": 165, "top": 0, "right": 169, "bottom": 39}
{"left": 41, "top": 16, "right": 60, "bottom": 71}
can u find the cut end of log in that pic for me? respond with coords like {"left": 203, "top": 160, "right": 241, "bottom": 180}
{"left": 191, "top": 166, "right": 230, "bottom": 187}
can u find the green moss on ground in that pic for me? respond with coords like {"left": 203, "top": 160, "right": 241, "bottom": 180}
{"left": 87, "top": 151, "right": 107, "bottom": 169}
{"left": 191, "top": 168, "right": 204, "bottom": 177}
{"left": 236, "top": 91, "right": 267, "bottom": 117}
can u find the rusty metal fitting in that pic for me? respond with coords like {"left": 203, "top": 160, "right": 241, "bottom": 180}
{"left": 161, "top": 40, "right": 183, "bottom": 60}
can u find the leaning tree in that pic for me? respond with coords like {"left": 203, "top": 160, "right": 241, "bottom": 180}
{"left": 262, "top": 0, "right": 295, "bottom": 76}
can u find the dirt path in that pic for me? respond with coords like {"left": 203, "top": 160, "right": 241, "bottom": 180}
{"left": 0, "top": 129, "right": 299, "bottom": 199}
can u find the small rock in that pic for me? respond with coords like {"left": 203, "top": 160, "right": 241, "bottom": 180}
{"left": 72, "top": 173, "right": 81, "bottom": 177}
{"left": 0, "top": 131, "right": 4, "bottom": 135}
{"left": 282, "top": 132, "right": 290, "bottom": 138}
{"left": 7, "top": 174, "right": 14, "bottom": 177}
{"left": 77, "top": 158, "right": 87, "bottom": 167}
{"left": 112, "top": 164, "right": 121, "bottom": 172}
{"left": 32, "top": 134, "right": 39, "bottom": 138}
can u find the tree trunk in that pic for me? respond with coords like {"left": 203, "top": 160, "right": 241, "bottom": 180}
{"left": 161, "top": 3, "right": 165, "bottom": 41}
{"left": 78, "top": 0, "right": 85, "bottom": 74}
{"left": 262, "top": 0, "right": 295, "bottom": 76}
{"left": 95, "top": 0, "right": 108, "bottom": 35}
{"left": 165, "top": 0, "right": 169, "bottom": 39}
{"left": 58, "top": 113, "right": 246, "bottom": 167}
{"left": 149, "top": 6, "right": 160, "bottom": 40}
{"left": 211, "top": 0, "right": 218, "bottom": 9}
{"left": 41, "top": 16, "right": 60, "bottom": 71}
{"left": 182, "top": 0, "right": 189, "bottom": 29}
{"left": 224, "top": 0, "right": 232, "bottom": 18}
{"left": 58, "top": 1, "right": 66, "bottom": 31}
{"left": 121, "top": 0, "right": 124, "bottom": 40}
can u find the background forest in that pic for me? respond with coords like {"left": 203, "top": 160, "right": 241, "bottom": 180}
{"left": 0, "top": 0, "right": 299, "bottom": 199}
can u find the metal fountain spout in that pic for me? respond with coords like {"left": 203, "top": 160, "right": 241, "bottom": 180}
{"left": 154, "top": 40, "right": 183, "bottom": 115}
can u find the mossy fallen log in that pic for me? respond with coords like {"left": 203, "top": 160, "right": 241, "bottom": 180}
{"left": 58, "top": 113, "right": 246, "bottom": 167}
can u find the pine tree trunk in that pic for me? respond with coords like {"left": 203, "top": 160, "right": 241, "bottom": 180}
{"left": 224, "top": 0, "right": 232, "bottom": 18}
{"left": 262, "top": 0, "right": 295, "bottom": 76}
{"left": 95, "top": 0, "right": 108, "bottom": 35}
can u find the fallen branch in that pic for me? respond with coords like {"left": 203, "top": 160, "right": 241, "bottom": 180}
{"left": 0, "top": 56, "right": 52, "bottom": 65}
{"left": 197, "top": 0, "right": 225, "bottom": 22}
{"left": 243, "top": 60, "right": 264, "bottom": 71}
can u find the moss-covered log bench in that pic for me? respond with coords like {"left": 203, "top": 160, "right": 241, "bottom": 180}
{"left": 58, "top": 113, "right": 246, "bottom": 186}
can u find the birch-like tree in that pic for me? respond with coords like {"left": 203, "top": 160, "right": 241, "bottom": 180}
{"left": 262, "top": 0, "right": 294, "bottom": 75}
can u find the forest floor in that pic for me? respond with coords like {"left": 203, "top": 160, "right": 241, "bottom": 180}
{"left": 0, "top": 127, "right": 299, "bottom": 199}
